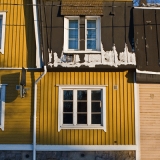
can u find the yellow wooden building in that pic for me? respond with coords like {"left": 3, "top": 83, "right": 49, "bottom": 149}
{"left": 0, "top": 0, "right": 139, "bottom": 160}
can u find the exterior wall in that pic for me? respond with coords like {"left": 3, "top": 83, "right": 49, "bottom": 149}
{"left": 0, "top": 70, "right": 40, "bottom": 144}
{"left": 139, "top": 84, "right": 160, "bottom": 160}
{"left": 38, "top": 71, "right": 135, "bottom": 145}
{"left": 0, "top": 151, "right": 136, "bottom": 160}
{"left": 0, "top": 0, "right": 36, "bottom": 68}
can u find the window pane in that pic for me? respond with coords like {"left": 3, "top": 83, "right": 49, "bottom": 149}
{"left": 87, "top": 29, "right": 96, "bottom": 39}
{"left": 77, "top": 102, "right": 87, "bottom": 112}
{"left": 77, "top": 114, "right": 87, "bottom": 124}
{"left": 69, "top": 20, "right": 78, "bottom": 28}
{"left": 91, "top": 90, "right": 101, "bottom": 100}
{"left": 63, "top": 113, "right": 73, "bottom": 124}
{"left": 69, "top": 29, "right": 78, "bottom": 39}
{"left": 0, "top": 17, "right": 2, "bottom": 48}
{"left": 87, "top": 20, "right": 96, "bottom": 28}
{"left": 77, "top": 90, "right": 87, "bottom": 100}
{"left": 87, "top": 40, "right": 96, "bottom": 49}
{"left": 63, "top": 90, "right": 73, "bottom": 100}
{"left": 64, "top": 102, "right": 73, "bottom": 112}
{"left": 92, "top": 114, "right": 101, "bottom": 124}
{"left": 92, "top": 102, "right": 101, "bottom": 112}
{"left": 69, "top": 40, "right": 78, "bottom": 49}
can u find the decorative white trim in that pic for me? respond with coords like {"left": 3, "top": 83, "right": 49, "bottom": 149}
{"left": 134, "top": 73, "right": 140, "bottom": 160}
{"left": 58, "top": 86, "right": 107, "bottom": 132}
{"left": 0, "top": 144, "right": 137, "bottom": 151}
{"left": 49, "top": 43, "right": 136, "bottom": 68}
{"left": 134, "top": 7, "right": 160, "bottom": 9}
{"left": 63, "top": 51, "right": 101, "bottom": 54}
{"left": 0, "top": 84, "right": 7, "bottom": 131}
{"left": 0, "top": 12, "right": 6, "bottom": 54}
{"left": 136, "top": 69, "right": 160, "bottom": 75}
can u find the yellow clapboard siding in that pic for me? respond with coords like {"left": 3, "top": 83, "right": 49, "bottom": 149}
{"left": 0, "top": 0, "right": 36, "bottom": 68}
{"left": 38, "top": 71, "right": 135, "bottom": 145}
{"left": 0, "top": 70, "right": 40, "bottom": 144}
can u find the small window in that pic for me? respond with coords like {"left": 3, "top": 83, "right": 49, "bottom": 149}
{"left": 58, "top": 85, "right": 106, "bottom": 132}
{"left": 64, "top": 16, "right": 101, "bottom": 53}
{"left": 0, "top": 84, "right": 7, "bottom": 131}
{"left": 0, "top": 12, "right": 6, "bottom": 54}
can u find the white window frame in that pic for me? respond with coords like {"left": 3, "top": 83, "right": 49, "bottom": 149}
{"left": 0, "top": 12, "right": 6, "bottom": 54}
{"left": 85, "top": 16, "right": 101, "bottom": 51}
{"left": 63, "top": 16, "right": 101, "bottom": 53}
{"left": 58, "top": 85, "right": 106, "bottom": 132}
{"left": 0, "top": 84, "right": 7, "bottom": 131}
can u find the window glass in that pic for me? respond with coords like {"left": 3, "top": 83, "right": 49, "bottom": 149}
{"left": 69, "top": 20, "right": 78, "bottom": 49}
{"left": 0, "top": 16, "right": 2, "bottom": 49}
{"left": 87, "top": 20, "right": 96, "bottom": 50}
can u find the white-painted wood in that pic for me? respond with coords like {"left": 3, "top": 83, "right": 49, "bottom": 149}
{"left": 0, "top": 12, "right": 6, "bottom": 54}
{"left": 136, "top": 69, "right": 160, "bottom": 75}
{"left": 0, "top": 144, "right": 137, "bottom": 151}
{"left": 134, "top": 7, "right": 160, "bottom": 9}
{"left": 134, "top": 73, "right": 140, "bottom": 160}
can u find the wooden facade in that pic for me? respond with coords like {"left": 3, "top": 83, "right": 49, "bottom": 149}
{"left": 139, "top": 84, "right": 160, "bottom": 159}
{"left": 37, "top": 71, "right": 135, "bottom": 145}
{"left": 0, "top": 0, "right": 38, "bottom": 143}
{"left": 0, "top": 70, "right": 40, "bottom": 144}
{"left": 0, "top": 0, "right": 36, "bottom": 68}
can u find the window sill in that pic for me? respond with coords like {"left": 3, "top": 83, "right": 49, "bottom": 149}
{"left": 59, "top": 125, "right": 106, "bottom": 132}
{"left": 63, "top": 51, "right": 101, "bottom": 54}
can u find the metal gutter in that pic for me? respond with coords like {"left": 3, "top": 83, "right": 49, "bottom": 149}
{"left": 32, "top": 0, "right": 42, "bottom": 68}
{"left": 33, "top": 65, "right": 47, "bottom": 160}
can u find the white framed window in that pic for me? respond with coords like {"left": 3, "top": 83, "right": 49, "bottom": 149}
{"left": 63, "top": 16, "right": 101, "bottom": 53}
{"left": 85, "top": 16, "right": 101, "bottom": 51}
{"left": 64, "top": 16, "right": 80, "bottom": 51}
{"left": 0, "top": 84, "right": 7, "bottom": 131}
{"left": 58, "top": 85, "right": 106, "bottom": 132}
{"left": 0, "top": 12, "right": 6, "bottom": 54}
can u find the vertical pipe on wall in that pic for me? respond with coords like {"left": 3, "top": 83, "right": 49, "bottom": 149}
{"left": 134, "top": 72, "right": 140, "bottom": 160}
{"left": 32, "top": 0, "right": 42, "bottom": 68}
{"left": 33, "top": 66, "right": 47, "bottom": 160}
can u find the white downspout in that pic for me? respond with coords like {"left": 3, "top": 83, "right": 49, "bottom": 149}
{"left": 33, "top": 65, "right": 47, "bottom": 160}
{"left": 32, "top": 0, "right": 42, "bottom": 68}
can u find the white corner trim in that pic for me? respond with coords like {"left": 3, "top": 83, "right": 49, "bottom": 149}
{"left": 0, "top": 12, "right": 6, "bottom": 54}
{"left": 0, "top": 144, "right": 137, "bottom": 151}
{"left": 136, "top": 69, "right": 160, "bottom": 75}
{"left": 134, "top": 73, "right": 140, "bottom": 160}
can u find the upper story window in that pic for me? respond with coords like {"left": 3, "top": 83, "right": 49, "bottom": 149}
{"left": 64, "top": 16, "right": 101, "bottom": 53}
{"left": 58, "top": 85, "right": 106, "bottom": 132}
{"left": 0, "top": 84, "right": 7, "bottom": 131}
{"left": 0, "top": 12, "right": 6, "bottom": 54}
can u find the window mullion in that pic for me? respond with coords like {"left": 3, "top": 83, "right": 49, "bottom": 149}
{"left": 73, "top": 89, "right": 77, "bottom": 125}
{"left": 87, "top": 90, "right": 91, "bottom": 125}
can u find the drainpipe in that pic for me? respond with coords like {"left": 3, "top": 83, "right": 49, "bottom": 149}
{"left": 33, "top": 65, "right": 47, "bottom": 160}
{"left": 32, "top": 0, "right": 42, "bottom": 68}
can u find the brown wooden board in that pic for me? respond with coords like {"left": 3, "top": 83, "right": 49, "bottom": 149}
{"left": 125, "top": 2, "right": 134, "bottom": 52}
{"left": 113, "top": 2, "right": 125, "bottom": 53}
{"left": 133, "top": 9, "right": 146, "bottom": 70}
{"left": 144, "top": 10, "right": 159, "bottom": 69}
{"left": 50, "top": 2, "right": 64, "bottom": 62}
{"left": 156, "top": 10, "right": 160, "bottom": 66}
{"left": 101, "top": 2, "right": 113, "bottom": 51}
{"left": 136, "top": 73, "right": 160, "bottom": 83}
